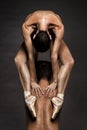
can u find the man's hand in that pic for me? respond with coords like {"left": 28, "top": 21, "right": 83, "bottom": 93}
{"left": 45, "top": 81, "right": 57, "bottom": 97}
{"left": 31, "top": 81, "right": 44, "bottom": 97}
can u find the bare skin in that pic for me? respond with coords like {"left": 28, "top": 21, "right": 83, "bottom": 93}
{"left": 27, "top": 78, "right": 59, "bottom": 130}
{"left": 14, "top": 10, "right": 74, "bottom": 95}
{"left": 14, "top": 10, "right": 74, "bottom": 118}
{"left": 22, "top": 11, "right": 64, "bottom": 90}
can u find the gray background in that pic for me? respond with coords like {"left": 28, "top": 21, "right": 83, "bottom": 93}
{"left": 0, "top": 0, "right": 87, "bottom": 130}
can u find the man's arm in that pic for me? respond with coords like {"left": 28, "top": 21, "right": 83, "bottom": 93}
{"left": 45, "top": 22, "right": 64, "bottom": 96}
{"left": 52, "top": 18, "right": 64, "bottom": 80}
{"left": 22, "top": 20, "right": 44, "bottom": 97}
{"left": 22, "top": 22, "right": 37, "bottom": 81}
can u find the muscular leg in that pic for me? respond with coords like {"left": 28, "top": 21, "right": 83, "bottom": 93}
{"left": 14, "top": 42, "right": 36, "bottom": 117}
{"left": 51, "top": 66, "right": 70, "bottom": 119}
{"left": 51, "top": 40, "right": 74, "bottom": 119}
{"left": 14, "top": 43, "right": 30, "bottom": 91}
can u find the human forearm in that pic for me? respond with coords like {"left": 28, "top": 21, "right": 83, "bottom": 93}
{"left": 28, "top": 58, "right": 37, "bottom": 82}
{"left": 51, "top": 56, "right": 59, "bottom": 82}
{"left": 44, "top": 53, "right": 59, "bottom": 96}
{"left": 51, "top": 39, "right": 61, "bottom": 82}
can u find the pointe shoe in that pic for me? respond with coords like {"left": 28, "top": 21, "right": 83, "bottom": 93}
{"left": 24, "top": 91, "right": 36, "bottom": 118}
{"left": 51, "top": 93, "right": 64, "bottom": 119}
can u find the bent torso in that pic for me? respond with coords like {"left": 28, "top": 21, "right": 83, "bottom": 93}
{"left": 27, "top": 79, "right": 59, "bottom": 130}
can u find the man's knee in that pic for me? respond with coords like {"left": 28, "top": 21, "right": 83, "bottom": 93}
{"left": 14, "top": 55, "right": 25, "bottom": 67}
{"left": 67, "top": 58, "right": 75, "bottom": 69}
{"left": 14, "top": 56, "right": 19, "bottom": 66}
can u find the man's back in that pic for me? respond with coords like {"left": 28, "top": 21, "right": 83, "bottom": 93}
{"left": 27, "top": 79, "right": 59, "bottom": 130}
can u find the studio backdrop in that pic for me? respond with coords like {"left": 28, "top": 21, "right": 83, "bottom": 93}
{"left": 0, "top": 0, "right": 87, "bottom": 130}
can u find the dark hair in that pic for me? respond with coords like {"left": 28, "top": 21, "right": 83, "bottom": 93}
{"left": 32, "top": 31, "right": 50, "bottom": 52}
{"left": 35, "top": 61, "right": 53, "bottom": 81}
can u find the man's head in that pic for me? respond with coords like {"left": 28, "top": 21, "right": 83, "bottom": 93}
{"left": 36, "top": 61, "right": 53, "bottom": 81}
{"left": 32, "top": 31, "right": 51, "bottom": 52}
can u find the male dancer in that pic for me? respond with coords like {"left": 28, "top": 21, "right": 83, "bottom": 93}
{"left": 27, "top": 61, "right": 59, "bottom": 130}
{"left": 14, "top": 10, "right": 74, "bottom": 119}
